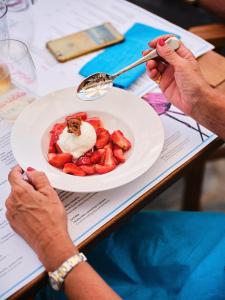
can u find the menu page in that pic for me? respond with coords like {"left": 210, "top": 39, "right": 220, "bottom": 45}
{"left": 0, "top": 0, "right": 215, "bottom": 298}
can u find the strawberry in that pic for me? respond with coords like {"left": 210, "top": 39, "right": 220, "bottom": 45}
{"left": 50, "top": 122, "right": 66, "bottom": 136}
{"left": 104, "top": 147, "right": 116, "bottom": 167}
{"left": 95, "top": 128, "right": 110, "bottom": 149}
{"left": 111, "top": 130, "right": 131, "bottom": 151}
{"left": 97, "top": 149, "right": 106, "bottom": 164}
{"left": 86, "top": 117, "right": 102, "bottom": 130}
{"left": 63, "top": 163, "right": 86, "bottom": 176}
{"left": 84, "top": 150, "right": 94, "bottom": 157}
{"left": 113, "top": 145, "right": 126, "bottom": 163}
{"left": 76, "top": 156, "right": 92, "bottom": 166}
{"left": 55, "top": 142, "right": 63, "bottom": 153}
{"left": 95, "top": 164, "right": 116, "bottom": 174}
{"left": 48, "top": 153, "right": 72, "bottom": 168}
{"left": 90, "top": 151, "right": 102, "bottom": 164}
{"left": 80, "top": 165, "right": 96, "bottom": 175}
{"left": 49, "top": 122, "right": 66, "bottom": 153}
{"left": 66, "top": 112, "right": 87, "bottom": 121}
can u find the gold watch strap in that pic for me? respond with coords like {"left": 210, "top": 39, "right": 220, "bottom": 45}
{"left": 48, "top": 252, "right": 87, "bottom": 290}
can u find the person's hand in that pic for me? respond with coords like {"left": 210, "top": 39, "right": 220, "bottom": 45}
{"left": 143, "top": 35, "right": 211, "bottom": 115}
{"left": 5, "top": 166, "right": 77, "bottom": 271}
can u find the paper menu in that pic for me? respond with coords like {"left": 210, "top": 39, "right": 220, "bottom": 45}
{"left": 0, "top": 0, "right": 216, "bottom": 298}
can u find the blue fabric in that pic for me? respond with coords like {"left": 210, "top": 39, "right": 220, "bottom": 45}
{"left": 79, "top": 23, "right": 172, "bottom": 89}
{"left": 35, "top": 211, "right": 225, "bottom": 300}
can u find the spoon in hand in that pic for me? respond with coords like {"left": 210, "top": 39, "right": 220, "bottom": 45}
{"left": 77, "top": 36, "right": 180, "bottom": 101}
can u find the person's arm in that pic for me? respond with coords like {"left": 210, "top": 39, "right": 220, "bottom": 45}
{"left": 144, "top": 36, "right": 225, "bottom": 140}
{"left": 5, "top": 166, "right": 121, "bottom": 300}
{"left": 198, "top": 0, "right": 225, "bottom": 20}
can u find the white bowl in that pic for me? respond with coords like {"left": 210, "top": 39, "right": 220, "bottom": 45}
{"left": 11, "top": 87, "right": 164, "bottom": 192}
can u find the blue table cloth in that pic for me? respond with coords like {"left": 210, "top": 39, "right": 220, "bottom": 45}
{"left": 79, "top": 23, "right": 172, "bottom": 89}
{"left": 36, "top": 211, "right": 225, "bottom": 300}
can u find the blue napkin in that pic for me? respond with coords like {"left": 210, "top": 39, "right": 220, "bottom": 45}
{"left": 79, "top": 23, "right": 172, "bottom": 89}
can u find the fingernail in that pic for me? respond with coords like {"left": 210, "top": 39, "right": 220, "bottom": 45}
{"left": 158, "top": 38, "right": 165, "bottom": 47}
{"left": 27, "top": 167, "right": 35, "bottom": 172}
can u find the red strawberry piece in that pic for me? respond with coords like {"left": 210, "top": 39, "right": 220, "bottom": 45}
{"left": 76, "top": 156, "right": 92, "bottom": 166}
{"left": 90, "top": 151, "right": 102, "bottom": 164}
{"left": 50, "top": 122, "right": 67, "bottom": 136}
{"left": 63, "top": 163, "right": 86, "bottom": 176}
{"left": 104, "top": 147, "right": 116, "bottom": 167}
{"left": 84, "top": 150, "right": 94, "bottom": 157}
{"left": 86, "top": 117, "right": 102, "bottom": 130}
{"left": 80, "top": 165, "right": 96, "bottom": 175}
{"left": 97, "top": 149, "right": 106, "bottom": 164}
{"left": 48, "top": 153, "right": 73, "bottom": 168}
{"left": 66, "top": 112, "right": 87, "bottom": 121}
{"left": 55, "top": 142, "right": 63, "bottom": 153}
{"left": 49, "top": 122, "right": 66, "bottom": 153}
{"left": 95, "top": 164, "right": 116, "bottom": 174}
{"left": 111, "top": 130, "right": 131, "bottom": 151}
{"left": 95, "top": 128, "right": 110, "bottom": 149}
{"left": 113, "top": 145, "right": 126, "bottom": 163}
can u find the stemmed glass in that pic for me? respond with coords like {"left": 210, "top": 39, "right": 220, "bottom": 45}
{"left": 0, "top": 39, "right": 37, "bottom": 95}
{"left": 0, "top": 2, "right": 9, "bottom": 40}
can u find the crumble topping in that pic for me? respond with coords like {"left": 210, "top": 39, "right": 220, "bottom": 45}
{"left": 67, "top": 117, "right": 82, "bottom": 136}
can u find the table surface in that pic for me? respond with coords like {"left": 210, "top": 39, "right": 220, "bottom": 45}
{"left": 8, "top": 49, "right": 225, "bottom": 299}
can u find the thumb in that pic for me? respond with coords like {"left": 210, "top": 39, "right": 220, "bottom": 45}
{"left": 26, "top": 169, "right": 51, "bottom": 191}
{"left": 156, "top": 38, "right": 184, "bottom": 67}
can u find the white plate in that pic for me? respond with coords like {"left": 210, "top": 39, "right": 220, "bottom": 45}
{"left": 11, "top": 87, "right": 164, "bottom": 192}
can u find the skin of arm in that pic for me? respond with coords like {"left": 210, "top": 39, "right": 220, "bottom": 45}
{"left": 198, "top": 0, "right": 225, "bottom": 20}
{"left": 143, "top": 35, "right": 225, "bottom": 141}
{"left": 5, "top": 166, "right": 121, "bottom": 300}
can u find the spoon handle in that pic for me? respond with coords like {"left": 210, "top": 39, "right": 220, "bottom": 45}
{"left": 112, "top": 37, "right": 180, "bottom": 79}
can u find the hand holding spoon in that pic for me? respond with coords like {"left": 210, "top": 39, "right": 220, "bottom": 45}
{"left": 77, "top": 36, "right": 180, "bottom": 101}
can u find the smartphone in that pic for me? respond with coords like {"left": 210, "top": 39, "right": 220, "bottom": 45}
{"left": 46, "top": 22, "right": 124, "bottom": 62}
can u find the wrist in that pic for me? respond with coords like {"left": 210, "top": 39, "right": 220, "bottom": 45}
{"left": 35, "top": 230, "right": 78, "bottom": 271}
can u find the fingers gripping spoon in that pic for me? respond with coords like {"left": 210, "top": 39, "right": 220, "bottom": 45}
{"left": 77, "top": 36, "right": 180, "bottom": 101}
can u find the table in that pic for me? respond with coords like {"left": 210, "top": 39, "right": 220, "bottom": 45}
{"left": 9, "top": 49, "right": 225, "bottom": 299}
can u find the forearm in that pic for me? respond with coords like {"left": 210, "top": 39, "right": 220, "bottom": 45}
{"left": 191, "top": 85, "right": 225, "bottom": 140}
{"left": 39, "top": 237, "right": 120, "bottom": 300}
{"left": 64, "top": 261, "right": 121, "bottom": 300}
{"left": 198, "top": 0, "right": 225, "bottom": 19}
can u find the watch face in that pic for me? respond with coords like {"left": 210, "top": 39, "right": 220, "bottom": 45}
{"left": 49, "top": 276, "right": 61, "bottom": 291}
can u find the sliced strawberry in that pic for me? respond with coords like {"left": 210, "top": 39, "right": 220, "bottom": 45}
{"left": 104, "top": 147, "right": 116, "bottom": 167}
{"left": 86, "top": 117, "right": 102, "bottom": 130}
{"left": 80, "top": 165, "right": 96, "bottom": 175}
{"left": 90, "top": 151, "right": 102, "bottom": 164}
{"left": 49, "top": 122, "right": 66, "bottom": 153}
{"left": 76, "top": 156, "right": 92, "bottom": 166}
{"left": 95, "top": 128, "right": 110, "bottom": 149}
{"left": 66, "top": 112, "right": 87, "bottom": 121}
{"left": 50, "top": 122, "right": 67, "bottom": 136}
{"left": 111, "top": 130, "right": 131, "bottom": 151}
{"left": 104, "top": 142, "right": 113, "bottom": 150}
{"left": 95, "top": 164, "right": 116, "bottom": 174}
{"left": 84, "top": 150, "right": 94, "bottom": 157}
{"left": 55, "top": 142, "right": 63, "bottom": 154}
{"left": 63, "top": 163, "right": 86, "bottom": 176}
{"left": 97, "top": 149, "right": 106, "bottom": 164}
{"left": 48, "top": 153, "right": 72, "bottom": 168}
{"left": 113, "top": 145, "right": 126, "bottom": 163}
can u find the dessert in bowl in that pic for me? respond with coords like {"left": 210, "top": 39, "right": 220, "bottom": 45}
{"left": 47, "top": 111, "right": 132, "bottom": 176}
{"left": 11, "top": 87, "right": 164, "bottom": 192}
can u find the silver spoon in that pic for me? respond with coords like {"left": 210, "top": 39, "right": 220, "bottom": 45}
{"left": 77, "top": 36, "right": 180, "bottom": 101}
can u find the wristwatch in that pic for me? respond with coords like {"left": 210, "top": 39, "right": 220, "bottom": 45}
{"left": 48, "top": 252, "right": 87, "bottom": 291}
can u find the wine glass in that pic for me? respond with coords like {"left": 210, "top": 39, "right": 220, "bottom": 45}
{"left": 0, "top": 2, "right": 9, "bottom": 40}
{"left": 0, "top": 39, "right": 37, "bottom": 95}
